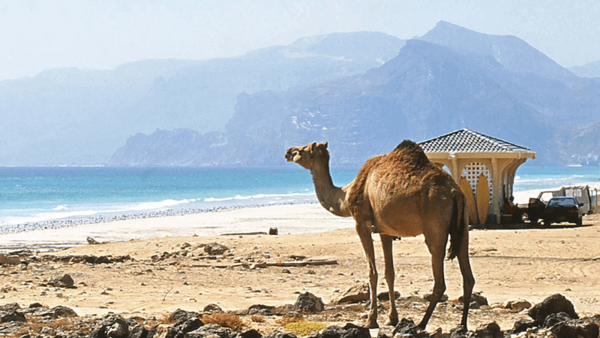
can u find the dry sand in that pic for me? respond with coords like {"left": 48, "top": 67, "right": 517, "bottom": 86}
{"left": 2, "top": 203, "right": 600, "bottom": 333}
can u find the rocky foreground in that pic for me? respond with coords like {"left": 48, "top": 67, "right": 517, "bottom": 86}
{"left": 3, "top": 213, "right": 600, "bottom": 338}
{"left": 1, "top": 290, "right": 599, "bottom": 338}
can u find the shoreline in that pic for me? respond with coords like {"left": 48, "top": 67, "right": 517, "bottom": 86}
{"left": 0, "top": 203, "right": 351, "bottom": 253}
{"left": 2, "top": 180, "right": 599, "bottom": 253}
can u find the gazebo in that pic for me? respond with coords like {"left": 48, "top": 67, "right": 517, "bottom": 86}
{"left": 419, "top": 129, "right": 536, "bottom": 224}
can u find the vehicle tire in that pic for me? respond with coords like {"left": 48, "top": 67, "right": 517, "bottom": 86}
{"left": 576, "top": 217, "right": 582, "bottom": 226}
{"left": 530, "top": 217, "right": 539, "bottom": 225}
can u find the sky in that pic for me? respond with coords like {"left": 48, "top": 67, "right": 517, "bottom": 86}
{"left": 1, "top": 0, "right": 600, "bottom": 81}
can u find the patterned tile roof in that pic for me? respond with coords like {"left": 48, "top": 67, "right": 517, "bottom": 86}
{"left": 419, "top": 129, "right": 531, "bottom": 153}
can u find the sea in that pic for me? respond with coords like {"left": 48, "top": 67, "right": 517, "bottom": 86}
{"left": 0, "top": 165, "right": 599, "bottom": 234}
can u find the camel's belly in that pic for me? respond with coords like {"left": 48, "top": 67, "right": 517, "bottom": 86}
{"left": 375, "top": 216, "right": 424, "bottom": 237}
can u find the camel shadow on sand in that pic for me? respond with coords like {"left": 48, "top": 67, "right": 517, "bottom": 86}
{"left": 470, "top": 222, "right": 594, "bottom": 231}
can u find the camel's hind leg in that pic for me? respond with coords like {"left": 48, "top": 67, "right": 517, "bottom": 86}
{"left": 457, "top": 231, "right": 475, "bottom": 329}
{"left": 380, "top": 234, "right": 398, "bottom": 326}
{"left": 356, "top": 221, "right": 379, "bottom": 328}
{"left": 418, "top": 235, "right": 447, "bottom": 329}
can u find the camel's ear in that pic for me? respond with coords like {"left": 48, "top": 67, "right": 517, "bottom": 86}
{"left": 323, "top": 142, "right": 328, "bottom": 149}
{"left": 310, "top": 142, "right": 317, "bottom": 152}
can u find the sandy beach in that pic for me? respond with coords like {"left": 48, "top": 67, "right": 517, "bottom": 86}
{"left": 2, "top": 201, "right": 600, "bottom": 335}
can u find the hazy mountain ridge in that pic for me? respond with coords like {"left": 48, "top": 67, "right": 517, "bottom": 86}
{"left": 110, "top": 23, "right": 600, "bottom": 167}
{"left": 1, "top": 32, "right": 404, "bottom": 166}
{"left": 569, "top": 59, "right": 600, "bottom": 79}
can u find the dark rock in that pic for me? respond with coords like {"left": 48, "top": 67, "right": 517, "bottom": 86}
{"left": 29, "top": 302, "right": 43, "bottom": 308}
{"left": 247, "top": 304, "right": 275, "bottom": 316}
{"left": 149, "top": 324, "right": 177, "bottom": 338}
{"left": 203, "top": 303, "right": 223, "bottom": 313}
{"left": 550, "top": 319, "right": 599, "bottom": 338}
{"left": 294, "top": 292, "right": 325, "bottom": 313}
{"left": 377, "top": 291, "right": 400, "bottom": 301}
{"left": 204, "top": 243, "right": 229, "bottom": 255}
{"left": 543, "top": 312, "right": 573, "bottom": 328}
{"left": 171, "top": 309, "right": 194, "bottom": 322}
{"left": 392, "top": 318, "right": 428, "bottom": 337}
{"left": 0, "top": 310, "right": 26, "bottom": 323}
{"left": 0, "top": 302, "right": 20, "bottom": 312}
{"left": 269, "top": 228, "right": 278, "bottom": 235}
{"left": 449, "top": 325, "right": 468, "bottom": 338}
{"left": 40, "top": 305, "right": 78, "bottom": 319}
{"left": 54, "top": 274, "right": 76, "bottom": 288}
{"left": 240, "top": 329, "right": 263, "bottom": 338}
{"left": 474, "top": 322, "right": 501, "bottom": 338}
{"left": 185, "top": 323, "right": 236, "bottom": 338}
{"left": 129, "top": 325, "right": 149, "bottom": 338}
{"left": 265, "top": 332, "right": 297, "bottom": 338}
{"left": 340, "top": 323, "right": 370, "bottom": 338}
{"left": 173, "top": 317, "right": 203, "bottom": 337}
{"left": 528, "top": 294, "right": 578, "bottom": 325}
{"left": 512, "top": 318, "right": 536, "bottom": 333}
{"left": 103, "top": 314, "right": 130, "bottom": 338}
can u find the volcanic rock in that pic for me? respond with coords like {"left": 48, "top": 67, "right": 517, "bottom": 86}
{"left": 528, "top": 294, "right": 578, "bottom": 325}
{"left": 294, "top": 292, "right": 325, "bottom": 313}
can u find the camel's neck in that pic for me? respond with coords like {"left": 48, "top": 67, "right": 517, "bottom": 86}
{"left": 310, "top": 157, "right": 351, "bottom": 217}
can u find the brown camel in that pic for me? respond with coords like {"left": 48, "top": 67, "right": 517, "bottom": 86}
{"left": 285, "top": 141, "right": 475, "bottom": 329}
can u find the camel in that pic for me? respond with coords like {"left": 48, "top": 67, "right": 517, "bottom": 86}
{"left": 285, "top": 141, "right": 475, "bottom": 329}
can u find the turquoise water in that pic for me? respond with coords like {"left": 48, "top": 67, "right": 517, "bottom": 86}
{"left": 0, "top": 165, "right": 598, "bottom": 231}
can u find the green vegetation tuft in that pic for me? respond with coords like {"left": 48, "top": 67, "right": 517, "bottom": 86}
{"left": 285, "top": 322, "right": 327, "bottom": 336}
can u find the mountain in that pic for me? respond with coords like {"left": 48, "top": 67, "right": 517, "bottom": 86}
{"left": 420, "top": 21, "right": 577, "bottom": 83}
{"left": 0, "top": 32, "right": 405, "bottom": 166}
{"left": 110, "top": 22, "right": 600, "bottom": 167}
{"left": 569, "top": 59, "right": 600, "bottom": 79}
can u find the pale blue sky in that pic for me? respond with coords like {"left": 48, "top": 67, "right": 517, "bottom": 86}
{"left": 1, "top": 0, "right": 599, "bottom": 81}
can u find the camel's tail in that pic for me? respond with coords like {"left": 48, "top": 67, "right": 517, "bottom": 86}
{"left": 448, "top": 188, "right": 468, "bottom": 260}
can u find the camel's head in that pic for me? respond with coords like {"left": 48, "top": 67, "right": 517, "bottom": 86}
{"left": 285, "top": 142, "right": 329, "bottom": 170}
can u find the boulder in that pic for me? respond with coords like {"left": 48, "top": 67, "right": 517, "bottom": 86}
{"left": 266, "top": 332, "right": 297, "bottom": 338}
{"left": 0, "top": 311, "right": 26, "bottom": 323}
{"left": 204, "top": 243, "right": 229, "bottom": 255}
{"left": 89, "top": 314, "right": 129, "bottom": 338}
{"left": 294, "top": 292, "right": 325, "bottom": 313}
{"left": 313, "top": 324, "right": 370, "bottom": 338}
{"left": 203, "top": 303, "right": 223, "bottom": 314}
{"left": 39, "top": 305, "right": 78, "bottom": 319}
{"left": 528, "top": 294, "right": 578, "bottom": 325}
{"left": 392, "top": 318, "right": 427, "bottom": 337}
{"left": 512, "top": 319, "right": 536, "bottom": 334}
{"left": 185, "top": 323, "right": 237, "bottom": 338}
{"left": 549, "top": 319, "right": 599, "bottom": 338}
{"left": 474, "top": 322, "right": 501, "bottom": 338}
{"left": 333, "top": 283, "right": 369, "bottom": 304}
{"left": 247, "top": 304, "right": 275, "bottom": 316}
{"left": 53, "top": 274, "right": 76, "bottom": 288}
{"left": 504, "top": 299, "right": 532, "bottom": 312}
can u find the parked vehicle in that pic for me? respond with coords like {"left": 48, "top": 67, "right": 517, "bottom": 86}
{"left": 543, "top": 196, "right": 583, "bottom": 226}
{"left": 513, "top": 185, "right": 597, "bottom": 225}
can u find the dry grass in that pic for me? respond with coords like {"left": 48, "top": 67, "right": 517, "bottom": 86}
{"left": 276, "top": 312, "right": 305, "bottom": 325}
{"left": 285, "top": 322, "right": 327, "bottom": 336}
{"left": 200, "top": 313, "right": 246, "bottom": 330}
{"left": 160, "top": 313, "right": 178, "bottom": 325}
{"left": 250, "top": 314, "right": 265, "bottom": 323}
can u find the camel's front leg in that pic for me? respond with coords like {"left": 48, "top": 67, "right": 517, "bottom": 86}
{"left": 356, "top": 221, "right": 378, "bottom": 328}
{"left": 380, "top": 234, "right": 398, "bottom": 326}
